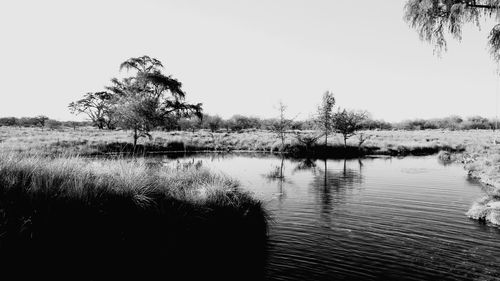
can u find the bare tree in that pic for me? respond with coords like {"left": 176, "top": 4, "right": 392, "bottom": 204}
{"left": 270, "top": 101, "right": 294, "bottom": 152}
{"left": 332, "top": 109, "right": 368, "bottom": 148}
{"left": 315, "top": 91, "right": 335, "bottom": 147}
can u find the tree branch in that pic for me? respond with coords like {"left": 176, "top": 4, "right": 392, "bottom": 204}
{"left": 465, "top": 2, "right": 500, "bottom": 9}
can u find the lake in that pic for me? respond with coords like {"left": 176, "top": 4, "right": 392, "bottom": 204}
{"left": 159, "top": 153, "right": 500, "bottom": 281}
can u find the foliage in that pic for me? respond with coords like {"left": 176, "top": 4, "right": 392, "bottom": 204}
{"left": 228, "top": 115, "right": 262, "bottom": 131}
{"left": 404, "top": 0, "right": 500, "bottom": 61}
{"left": 34, "top": 115, "right": 49, "bottom": 128}
{"left": 177, "top": 116, "right": 202, "bottom": 132}
{"left": 201, "top": 114, "right": 223, "bottom": 132}
{"left": 359, "top": 118, "right": 393, "bottom": 130}
{"left": 107, "top": 56, "right": 203, "bottom": 150}
{"left": 315, "top": 91, "right": 336, "bottom": 146}
{"left": 332, "top": 109, "right": 368, "bottom": 147}
{"left": 68, "top": 91, "right": 115, "bottom": 129}
{"left": 0, "top": 117, "right": 17, "bottom": 126}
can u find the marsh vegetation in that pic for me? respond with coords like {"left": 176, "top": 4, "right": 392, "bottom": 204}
{"left": 0, "top": 153, "right": 267, "bottom": 280}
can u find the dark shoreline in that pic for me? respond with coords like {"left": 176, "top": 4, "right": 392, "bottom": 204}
{"left": 86, "top": 141, "right": 465, "bottom": 159}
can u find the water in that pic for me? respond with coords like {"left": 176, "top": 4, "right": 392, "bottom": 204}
{"left": 161, "top": 154, "right": 500, "bottom": 281}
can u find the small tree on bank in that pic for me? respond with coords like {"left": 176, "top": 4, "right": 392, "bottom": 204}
{"left": 270, "top": 101, "right": 294, "bottom": 152}
{"left": 332, "top": 109, "right": 368, "bottom": 148}
{"left": 315, "top": 91, "right": 335, "bottom": 146}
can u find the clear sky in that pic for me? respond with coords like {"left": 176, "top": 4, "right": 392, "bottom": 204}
{"left": 1, "top": 0, "right": 499, "bottom": 122}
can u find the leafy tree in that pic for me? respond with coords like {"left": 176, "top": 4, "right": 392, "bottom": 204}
{"left": 178, "top": 117, "right": 201, "bottom": 132}
{"left": 404, "top": 0, "right": 500, "bottom": 60}
{"left": 0, "top": 117, "right": 17, "bottom": 126}
{"left": 17, "top": 117, "right": 37, "bottom": 127}
{"left": 108, "top": 56, "right": 202, "bottom": 151}
{"left": 202, "top": 114, "right": 223, "bottom": 132}
{"left": 228, "top": 115, "right": 260, "bottom": 131}
{"left": 315, "top": 91, "right": 336, "bottom": 146}
{"left": 46, "top": 119, "right": 62, "bottom": 129}
{"left": 360, "top": 118, "right": 393, "bottom": 130}
{"left": 463, "top": 115, "right": 491, "bottom": 129}
{"left": 34, "top": 115, "right": 49, "bottom": 130}
{"left": 69, "top": 91, "right": 115, "bottom": 129}
{"left": 332, "top": 109, "right": 368, "bottom": 148}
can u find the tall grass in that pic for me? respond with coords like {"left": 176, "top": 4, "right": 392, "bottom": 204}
{"left": 0, "top": 153, "right": 268, "bottom": 280}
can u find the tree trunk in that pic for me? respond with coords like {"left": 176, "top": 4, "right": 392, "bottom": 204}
{"left": 280, "top": 155, "right": 284, "bottom": 179}
{"left": 344, "top": 135, "right": 347, "bottom": 149}
{"left": 133, "top": 128, "right": 138, "bottom": 155}
{"left": 323, "top": 159, "right": 327, "bottom": 190}
{"left": 281, "top": 133, "right": 285, "bottom": 152}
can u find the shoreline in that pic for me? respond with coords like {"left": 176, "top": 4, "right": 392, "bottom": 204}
{"left": 446, "top": 152, "right": 500, "bottom": 226}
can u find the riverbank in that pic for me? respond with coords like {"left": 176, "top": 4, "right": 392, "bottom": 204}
{"left": 460, "top": 152, "right": 500, "bottom": 226}
{"left": 435, "top": 136, "right": 500, "bottom": 226}
{"left": 0, "top": 126, "right": 473, "bottom": 157}
{"left": 0, "top": 153, "right": 268, "bottom": 280}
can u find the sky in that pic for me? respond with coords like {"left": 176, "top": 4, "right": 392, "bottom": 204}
{"left": 1, "top": 0, "right": 499, "bottom": 122}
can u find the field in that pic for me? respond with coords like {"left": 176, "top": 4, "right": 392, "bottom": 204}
{"left": 0, "top": 126, "right": 477, "bottom": 156}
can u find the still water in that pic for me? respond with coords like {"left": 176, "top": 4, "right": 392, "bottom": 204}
{"left": 163, "top": 154, "right": 500, "bottom": 281}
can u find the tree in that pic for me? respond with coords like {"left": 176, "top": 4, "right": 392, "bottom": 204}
{"left": 463, "top": 115, "right": 491, "bottom": 129}
{"left": 0, "top": 117, "right": 17, "bottom": 126}
{"left": 69, "top": 91, "right": 115, "bottom": 129}
{"left": 202, "top": 114, "right": 223, "bottom": 132}
{"left": 108, "top": 56, "right": 202, "bottom": 152}
{"left": 315, "top": 91, "right": 336, "bottom": 146}
{"left": 228, "top": 115, "right": 259, "bottom": 131}
{"left": 270, "top": 101, "right": 294, "bottom": 152}
{"left": 178, "top": 117, "right": 201, "bottom": 132}
{"left": 332, "top": 109, "right": 368, "bottom": 148}
{"left": 34, "top": 115, "right": 49, "bottom": 130}
{"left": 404, "top": 0, "right": 500, "bottom": 61}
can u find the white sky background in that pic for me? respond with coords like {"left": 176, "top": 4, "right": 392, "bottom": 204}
{"left": 0, "top": 0, "right": 499, "bottom": 122}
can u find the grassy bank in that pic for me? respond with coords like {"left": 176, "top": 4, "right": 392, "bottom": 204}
{"left": 0, "top": 126, "right": 472, "bottom": 157}
{"left": 421, "top": 131, "right": 500, "bottom": 226}
{"left": 0, "top": 154, "right": 268, "bottom": 280}
{"left": 459, "top": 148, "right": 500, "bottom": 226}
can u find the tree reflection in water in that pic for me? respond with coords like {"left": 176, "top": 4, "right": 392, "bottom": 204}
{"left": 300, "top": 158, "right": 364, "bottom": 224}
{"left": 264, "top": 154, "right": 289, "bottom": 201}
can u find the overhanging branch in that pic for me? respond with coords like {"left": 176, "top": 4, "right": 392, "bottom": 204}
{"left": 465, "top": 1, "right": 500, "bottom": 9}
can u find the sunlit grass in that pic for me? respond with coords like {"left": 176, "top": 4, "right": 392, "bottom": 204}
{"left": 0, "top": 126, "right": 478, "bottom": 156}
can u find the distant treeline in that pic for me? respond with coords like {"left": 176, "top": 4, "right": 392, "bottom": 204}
{"left": 392, "top": 115, "right": 498, "bottom": 131}
{"left": 0, "top": 116, "right": 91, "bottom": 129}
{"left": 1, "top": 114, "right": 497, "bottom": 131}
{"left": 171, "top": 114, "right": 500, "bottom": 131}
